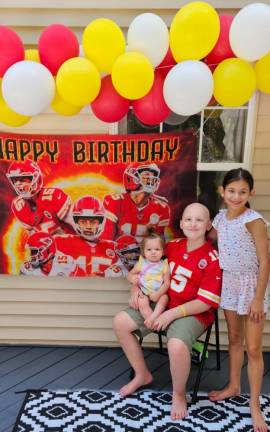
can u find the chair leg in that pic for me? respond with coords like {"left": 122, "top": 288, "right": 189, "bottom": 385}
{"left": 158, "top": 332, "right": 163, "bottom": 353}
{"left": 191, "top": 325, "right": 212, "bottom": 403}
{"left": 215, "top": 313, "right": 221, "bottom": 371}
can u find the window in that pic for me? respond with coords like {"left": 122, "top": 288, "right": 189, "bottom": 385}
{"left": 115, "top": 94, "right": 257, "bottom": 218}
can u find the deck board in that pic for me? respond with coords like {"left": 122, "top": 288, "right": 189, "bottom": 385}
{"left": 0, "top": 346, "right": 269, "bottom": 432}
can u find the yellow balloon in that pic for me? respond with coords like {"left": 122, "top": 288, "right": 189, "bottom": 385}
{"left": 213, "top": 58, "right": 256, "bottom": 107}
{"left": 56, "top": 57, "right": 101, "bottom": 107}
{"left": 25, "top": 49, "right": 40, "bottom": 62}
{"left": 51, "top": 90, "right": 82, "bottom": 116}
{"left": 170, "top": 2, "right": 220, "bottom": 61}
{"left": 112, "top": 51, "right": 154, "bottom": 100}
{"left": 83, "top": 18, "right": 126, "bottom": 73}
{"left": 255, "top": 52, "right": 270, "bottom": 94}
{"left": 0, "top": 81, "right": 31, "bottom": 126}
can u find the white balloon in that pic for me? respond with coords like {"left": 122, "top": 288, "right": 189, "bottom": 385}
{"left": 127, "top": 13, "right": 169, "bottom": 67}
{"left": 163, "top": 61, "right": 213, "bottom": 116}
{"left": 164, "top": 112, "right": 189, "bottom": 125}
{"left": 2, "top": 61, "right": 55, "bottom": 116}
{"left": 230, "top": 3, "right": 270, "bottom": 61}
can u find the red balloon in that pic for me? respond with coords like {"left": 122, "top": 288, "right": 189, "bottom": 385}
{"left": 0, "top": 26, "right": 24, "bottom": 77}
{"left": 91, "top": 76, "right": 130, "bottom": 122}
{"left": 156, "top": 47, "right": 176, "bottom": 77}
{"left": 204, "top": 15, "right": 235, "bottom": 68}
{"left": 208, "top": 95, "right": 217, "bottom": 106}
{"left": 133, "top": 71, "right": 170, "bottom": 125}
{"left": 39, "top": 24, "right": 79, "bottom": 75}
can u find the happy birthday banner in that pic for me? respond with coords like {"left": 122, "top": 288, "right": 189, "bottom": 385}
{"left": 0, "top": 130, "right": 196, "bottom": 277}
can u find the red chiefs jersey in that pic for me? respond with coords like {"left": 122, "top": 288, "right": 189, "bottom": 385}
{"left": 20, "top": 253, "right": 86, "bottom": 277}
{"left": 55, "top": 235, "right": 118, "bottom": 276}
{"left": 166, "top": 238, "right": 221, "bottom": 328}
{"left": 11, "top": 187, "right": 74, "bottom": 235}
{"left": 103, "top": 192, "right": 170, "bottom": 241}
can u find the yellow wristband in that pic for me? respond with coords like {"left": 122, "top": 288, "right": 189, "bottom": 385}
{"left": 179, "top": 305, "right": 187, "bottom": 317}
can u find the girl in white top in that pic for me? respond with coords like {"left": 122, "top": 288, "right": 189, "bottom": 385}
{"left": 208, "top": 168, "right": 269, "bottom": 432}
{"left": 127, "top": 230, "right": 170, "bottom": 329}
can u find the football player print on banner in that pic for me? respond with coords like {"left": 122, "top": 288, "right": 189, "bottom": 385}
{"left": 21, "top": 232, "right": 86, "bottom": 277}
{"left": 106, "top": 235, "right": 141, "bottom": 277}
{"left": 0, "top": 132, "right": 196, "bottom": 277}
{"left": 103, "top": 164, "right": 170, "bottom": 242}
{"left": 55, "top": 196, "right": 120, "bottom": 277}
{"left": 6, "top": 159, "right": 74, "bottom": 235}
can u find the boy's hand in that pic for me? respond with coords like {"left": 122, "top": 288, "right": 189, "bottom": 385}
{"left": 152, "top": 310, "right": 175, "bottom": 332}
{"left": 129, "top": 286, "right": 140, "bottom": 310}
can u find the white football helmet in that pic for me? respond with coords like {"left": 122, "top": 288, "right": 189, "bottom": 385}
{"left": 6, "top": 159, "right": 43, "bottom": 198}
{"left": 123, "top": 163, "right": 160, "bottom": 194}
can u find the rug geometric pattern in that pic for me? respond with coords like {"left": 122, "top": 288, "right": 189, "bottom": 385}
{"left": 12, "top": 390, "right": 270, "bottom": 432}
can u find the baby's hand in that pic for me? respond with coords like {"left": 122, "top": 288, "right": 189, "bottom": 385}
{"left": 152, "top": 310, "right": 174, "bottom": 332}
{"left": 129, "top": 274, "right": 139, "bottom": 285}
{"left": 149, "top": 292, "right": 159, "bottom": 303}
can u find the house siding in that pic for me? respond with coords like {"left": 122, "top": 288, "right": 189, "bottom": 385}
{"left": 0, "top": 0, "right": 269, "bottom": 349}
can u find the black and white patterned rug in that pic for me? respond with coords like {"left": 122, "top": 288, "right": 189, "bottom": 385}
{"left": 13, "top": 389, "right": 270, "bottom": 432}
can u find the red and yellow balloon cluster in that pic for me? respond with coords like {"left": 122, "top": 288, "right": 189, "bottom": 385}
{"left": 0, "top": 1, "right": 270, "bottom": 127}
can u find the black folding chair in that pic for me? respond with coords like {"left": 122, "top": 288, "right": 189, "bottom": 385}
{"left": 132, "top": 309, "right": 220, "bottom": 403}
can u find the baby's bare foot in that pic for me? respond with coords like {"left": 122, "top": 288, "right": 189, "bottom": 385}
{"left": 144, "top": 316, "right": 155, "bottom": 329}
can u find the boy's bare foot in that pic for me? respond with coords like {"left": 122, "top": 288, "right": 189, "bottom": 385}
{"left": 208, "top": 385, "right": 240, "bottom": 401}
{"left": 250, "top": 402, "right": 268, "bottom": 432}
{"left": 171, "top": 392, "right": 188, "bottom": 420}
{"left": 119, "top": 371, "right": 153, "bottom": 397}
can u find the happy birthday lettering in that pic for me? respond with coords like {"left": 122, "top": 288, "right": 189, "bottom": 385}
{"left": 0, "top": 136, "right": 181, "bottom": 164}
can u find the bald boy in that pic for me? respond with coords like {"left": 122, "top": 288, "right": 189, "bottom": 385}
{"left": 113, "top": 203, "right": 221, "bottom": 420}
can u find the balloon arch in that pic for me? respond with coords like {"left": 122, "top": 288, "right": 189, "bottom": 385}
{"left": 0, "top": 1, "right": 270, "bottom": 127}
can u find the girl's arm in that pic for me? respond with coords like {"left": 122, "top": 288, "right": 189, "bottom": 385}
{"left": 206, "top": 226, "right": 218, "bottom": 246}
{"left": 247, "top": 218, "right": 270, "bottom": 322}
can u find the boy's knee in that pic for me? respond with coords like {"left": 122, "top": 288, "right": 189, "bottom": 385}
{"left": 168, "top": 338, "right": 189, "bottom": 356}
{"left": 113, "top": 310, "right": 138, "bottom": 334}
{"left": 113, "top": 311, "right": 127, "bottom": 331}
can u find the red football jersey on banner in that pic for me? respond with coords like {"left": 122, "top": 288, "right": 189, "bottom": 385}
{"left": 20, "top": 253, "right": 86, "bottom": 277}
{"left": 11, "top": 187, "right": 73, "bottom": 235}
{"left": 55, "top": 235, "right": 118, "bottom": 276}
{"left": 166, "top": 238, "right": 221, "bottom": 328}
{"left": 103, "top": 192, "right": 170, "bottom": 241}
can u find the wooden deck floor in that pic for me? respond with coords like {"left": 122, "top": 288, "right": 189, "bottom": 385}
{"left": 0, "top": 345, "right": 269, "bottom": 432}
